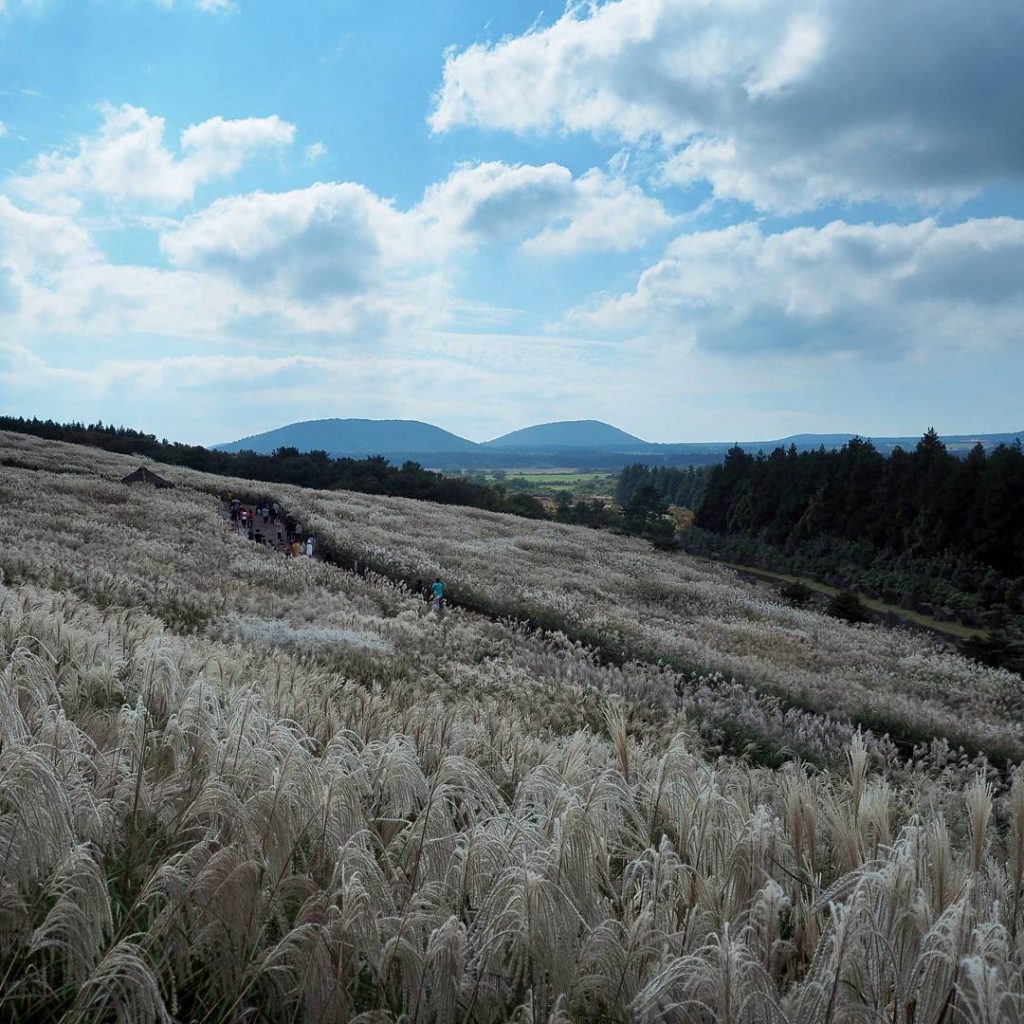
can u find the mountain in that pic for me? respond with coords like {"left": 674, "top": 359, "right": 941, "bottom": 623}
{"left": 214, "top": 418, "right": 479, "bottom": 456}
{"left": 486, "top": 420, "right": 648, "bottom": 449}
{"left": 214, "top": 417, "right": 1024, "bottom": 466}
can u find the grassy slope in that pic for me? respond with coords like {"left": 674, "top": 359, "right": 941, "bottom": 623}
{"left": 2, "top": 429, "right": 1020, "bottom": 766}
{"left": 3, "top": 433, "right": 1024, "bottom": 1020}
{"left": 714, "top": 559, "right": 987, "bottom": 640}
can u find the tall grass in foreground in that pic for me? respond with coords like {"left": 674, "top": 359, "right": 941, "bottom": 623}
{"left": 3, "top": 586, "right": 1024, "bottom": 1022}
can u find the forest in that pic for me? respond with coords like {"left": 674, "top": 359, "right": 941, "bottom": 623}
{"left": 696, "top": 430, "right": 1024, "bottom": 577}
{"left": 613, "top": 434, "right": 1024, "bottom": 644}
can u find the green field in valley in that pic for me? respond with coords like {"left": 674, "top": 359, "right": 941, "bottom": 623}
{"left": 476, "top": 468, "right": 618, "bottom": 495}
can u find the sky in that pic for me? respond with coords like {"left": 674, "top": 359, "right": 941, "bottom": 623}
{"left": 1, "top": 0, "right": 1023, "bottom": 445}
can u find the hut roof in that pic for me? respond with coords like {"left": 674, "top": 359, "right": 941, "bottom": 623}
{"left": 121, "top": 467, "right": 174, "bottom": 489}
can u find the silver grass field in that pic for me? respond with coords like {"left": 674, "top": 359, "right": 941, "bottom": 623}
{"left": 2, "top": 429, "right": 1024, "bottom": 1023}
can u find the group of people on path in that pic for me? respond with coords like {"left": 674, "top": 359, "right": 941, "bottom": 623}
{"left": 227, "top": 495, "right": 448, "bottom": 618}
{"left": 228, "top": 496, "right": 316, "bottom": 558}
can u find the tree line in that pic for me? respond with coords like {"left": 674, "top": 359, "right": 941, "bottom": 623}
{"left": 615, "top": 463, "right": 712, "bottom": 510}
{"left": 695, "top": 430, "right": 1024, "bottom": 579}
{"left": 611, "top": 435, "right": 1024, "bottom": 639}
{"left": 0, "top": 416, "right": 548, "bottom": 518}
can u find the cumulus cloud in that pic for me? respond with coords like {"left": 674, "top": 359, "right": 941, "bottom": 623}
{"left": 521, "top": 168, "right": 675, "bottom": 255}
{"left": 420, "top": 162, "right": 575, "bottom": 244}
{"left": 9, "top": 104, "right": 294, "bottom": 210}
{"left": 570, "top": 218, "right": 1024, "bottom": 356}
{"left": 419, "top": 161, "right": 673, "bottom": 254}
{"left": 0, "top": 195, "right": 97, "bottom": 275}
{"left": 160, "top": 183, "right": 417, "bottom": 300}
{"left": 432, "top": 0, "right": 1024, "bottom": 211}
{"left": 160, "top": 160, "right": 671, "bottom": 307}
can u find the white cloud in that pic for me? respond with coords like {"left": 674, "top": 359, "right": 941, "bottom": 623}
{"left": 160, "top": 161, "right": 672, "bottom": 310}
{"left": 419, "top": 161, "right": 672, "bottom": 254}
{"left": 304, "top": 141, "right": 327, "bottom": 163}
{"left": 8, "top": 104, "right": 294, "bottom": 210}
{"left": 0, "top": 196, "right": 98, "bottom": 298}
{"left": 418, "top": 161, "right": 573, "bottom": 247}
{"left": 569, "top": 217, "right": 1024, "bottom": 357}
{"left": 160, "top": 183, "right": 419, "bottom": 300}
{"left": 432, "top": 0, "right": 1024, "bottom": 211}
{"left": 521, "top": 168, "right": 675, "bottom": 255}
{"left": 0, "top": 122, "right": 8, "bottom": 138}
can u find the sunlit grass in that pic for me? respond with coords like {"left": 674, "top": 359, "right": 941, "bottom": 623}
{"left": 2, "top": 430, "right": 1024, "bottom": 1022}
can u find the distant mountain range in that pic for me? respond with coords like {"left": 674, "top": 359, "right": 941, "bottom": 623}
{"left": 213, "top": 418, "right": 1024, "bottom": 469}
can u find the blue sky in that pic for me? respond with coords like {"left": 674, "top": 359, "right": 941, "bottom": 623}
{"left": 1, "top": 0, "right": 1023, "bottom": 445}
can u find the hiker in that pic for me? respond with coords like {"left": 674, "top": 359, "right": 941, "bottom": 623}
{"left": 305, "top": 536, "right": 315, "bottom": 558}
{"left": 291, "top": 539, "right": 302, "bottom": 557}
{"left": 431, "top": 577, "right": 445, "bottom": 617}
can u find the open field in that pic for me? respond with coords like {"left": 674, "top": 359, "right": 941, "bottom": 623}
{"left": 488, "top": 471, "right": 615, "bottom": 484}
{"left": 472, "top": 469, "right": 617, "bottom": 497}
{"left": 3, "top": 430, "right": 1024, "bottom": 1021}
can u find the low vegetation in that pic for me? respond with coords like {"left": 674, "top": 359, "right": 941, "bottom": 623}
{"left": 4, "top": 431, "right": 1024, "bottom": 1021}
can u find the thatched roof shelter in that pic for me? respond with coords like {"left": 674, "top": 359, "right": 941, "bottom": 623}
{"left": 121, "top": 467, "right": 174, "bottom": 489}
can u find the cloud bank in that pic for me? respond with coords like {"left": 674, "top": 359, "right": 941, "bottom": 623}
{"left": 571, "top": 217, "right": 1024, "bottom": 357}
{"left": 432, "top": 0, "right": 1024, "bottom": 211}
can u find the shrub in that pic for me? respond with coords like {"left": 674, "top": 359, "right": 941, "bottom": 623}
{"left": 779, "top": 580, "right": 813, "bottom": 606}
{"left": 828, "top": 590, "right": 869, "bottom": 623}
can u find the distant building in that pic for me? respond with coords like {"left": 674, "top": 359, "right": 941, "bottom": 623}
{"left": 121, "top": 467, "right": 174, "bottom": 489}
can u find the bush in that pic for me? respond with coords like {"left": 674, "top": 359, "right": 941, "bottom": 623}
{"left": 779, "top": 580, "right": 813, "bottom": 607}
{"left": 828, "top": 590, "right": 869, "bottom": 624}
{"left": 961, "top": 631, "right": 1024, "bottom": 676}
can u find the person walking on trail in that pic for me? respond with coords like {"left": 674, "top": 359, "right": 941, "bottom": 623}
{"left": 431, "top": 577, "right": 445, "bottom": 618}
{"left": 305, "top": 536, "right": 315, "bottom": 558}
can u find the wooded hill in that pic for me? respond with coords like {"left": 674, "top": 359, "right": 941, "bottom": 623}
{"left": 696, "top": 430, "right": 1024, "bottom": 579}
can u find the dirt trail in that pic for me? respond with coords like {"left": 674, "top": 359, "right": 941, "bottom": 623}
{"left": 222, "top": 499, "right": 298, "bottom": 553}
{"left": 220, "top": 497, "right": 436, "bottom": 605}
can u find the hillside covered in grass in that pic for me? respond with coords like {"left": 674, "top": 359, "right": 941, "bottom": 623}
{"left": 3, "top": 430, "right": 1024, "bottom": 1022}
